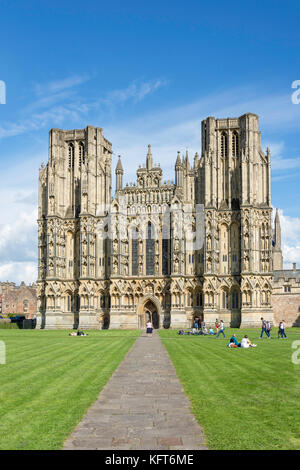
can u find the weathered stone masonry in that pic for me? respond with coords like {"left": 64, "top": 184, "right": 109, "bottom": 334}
{"left": 36, "top": 114, "right": 297, "bottom": 329}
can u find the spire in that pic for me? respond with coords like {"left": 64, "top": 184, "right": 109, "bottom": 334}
{"left": 273, "top": 208, "right": 283, "bottom": 270}
{"left": 175, "top": 151, "right": 183, "bottom": 187}
{"left": 115, "top": 155, "right": 123, "bottom": 191}
{"left": 274, "top": 208, "right": 281, "bottom": 246}
{"left": 146, "top": 144, "right": 153, "bottom": 170}
{"left": 116, "top": 155, "right": 123, "bottom": 173}
{"left": 185, "top": 150, "right": 190, "bottom": 169}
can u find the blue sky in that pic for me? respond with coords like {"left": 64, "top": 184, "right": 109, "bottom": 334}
{"left": 0, "top": 0, "right": 300, "bottom": 282}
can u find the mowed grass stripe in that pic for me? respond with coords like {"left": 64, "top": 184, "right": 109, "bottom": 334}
{"left": 0, "top": 330, "right": 139, "bottom": 450}
{"left": 160, "top": 328, "right": 300, "bottom": 450}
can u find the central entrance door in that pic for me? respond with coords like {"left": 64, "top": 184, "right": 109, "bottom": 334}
{"left": 144, "top": 300, "right": 160, "bottom": 329}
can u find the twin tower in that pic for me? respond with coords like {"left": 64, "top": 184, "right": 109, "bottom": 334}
{"left": 37, "top": 113, "right": 280, "bottom": 329}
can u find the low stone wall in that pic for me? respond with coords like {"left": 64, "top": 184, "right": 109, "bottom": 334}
{"left": 273, "top": 294, "right": 300, "bottom": 326}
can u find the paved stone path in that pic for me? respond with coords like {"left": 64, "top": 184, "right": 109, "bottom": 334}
{"left": 64, "top": 331, "right": 207, "bottom": 450}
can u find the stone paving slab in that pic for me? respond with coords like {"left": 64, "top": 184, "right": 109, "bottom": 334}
{"left": 63, "top": 331, "right": 208, "bottom": 450}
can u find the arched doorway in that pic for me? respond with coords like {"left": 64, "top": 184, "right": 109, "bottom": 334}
{"left": 137, "top": 296, "right": 161, "bottom": 329}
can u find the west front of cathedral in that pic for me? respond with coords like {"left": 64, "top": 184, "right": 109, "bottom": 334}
{"left": 37, "top": 113, "right": 284, "bottom": 329}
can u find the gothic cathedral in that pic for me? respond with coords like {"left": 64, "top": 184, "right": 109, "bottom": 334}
{"left": 37, "top": 113, "right": 281, "bottom": 329}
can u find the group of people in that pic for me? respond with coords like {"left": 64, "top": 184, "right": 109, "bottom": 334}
{"left": 178, "top": 326, "right": 215, "bottom": 336}
{"left": 259, "top": 317, "right": 287, "bottom": 339}
{"left": 178, "top": 318, "right": 226, "bottom": 337}
{"left": 228, "top": 334, "right": 257, "bottom": 348}
{"left": 177, "top": 316, "right": 288, "bottom": 344}
{"left": 68, "top": 317, "right": 288, "bottom": 341}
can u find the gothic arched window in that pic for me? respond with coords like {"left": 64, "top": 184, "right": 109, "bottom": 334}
{"left": 146, "top": 222, "right": 155, "bottom": 275}
{"left": 68, "top": 143, "right": 74, "bottom": 168}
{"left": 79, "top": 142, "right": 85, "bottom": 166}
{"left": 232, "top": 131, "right": 239, "bottom": 158}
{"left": 220, "top": 132, "right": 228, "bottom": 158}
{"left": 232, "top": 290, "right": 239, "bottom": 309}
{"left": 222, "top": 290, "right": 229, "bottom": 309}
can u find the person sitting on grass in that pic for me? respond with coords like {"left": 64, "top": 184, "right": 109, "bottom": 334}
{"left": 228, "top": 334, "right": 240, "bottom": 348}
{"left": 77, "top": 330, "right": 88, "bottom": 336}
{"left": 240, "top": 335, "right": 256, "bottom": 348}
{"left": 209, "top": 328, "right": 215, "bottom": 335}
{"left": 69, "top": 331, "right": 77, "bottom": 336}
{"left": 202, "top": 326, "right": 209, "bottom": 335}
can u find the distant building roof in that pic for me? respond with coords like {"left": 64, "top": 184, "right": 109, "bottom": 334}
{"left": 273, "top": 269, "right": 300, "bottom": 282}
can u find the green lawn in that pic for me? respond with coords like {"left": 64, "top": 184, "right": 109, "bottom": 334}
{"left": 0, "top": 329, "right": 140, "bottom": 450}
{"left": 159, "top": 328, "right": 300, "bottom": 450}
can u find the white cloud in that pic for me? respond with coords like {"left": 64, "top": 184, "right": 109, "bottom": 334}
{"left": 0, "top": 155, "right": 39, "bottom": 283}
{"left": 0, "top": 262, "right": 37, "bottom": 285}
{"left": 262, "top": 140, "right": 300, "bottom": 172}
{"left": 106, "top": 87, "right": 300, "bottom": 184}
{"left": 102, "top": 79, "right": 168, "bottom": 106}
{"left": 275, "top": 209, "right": 300, "bottom": 269}
{"left": 0, "top": 210, "right": 37, "bottom": 262}
{"left": 34, "top": 74, "right": 90, "bottom": 96}
{"left": 283, "top": 245, "right": 300, "bottom": 268}
{"left": 279, "top": 210, "right": 300, "bottom": 242}
{"left": 0, "top": 77, "right": 168, "bottom": 140}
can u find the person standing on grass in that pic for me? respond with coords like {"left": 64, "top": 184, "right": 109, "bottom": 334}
{"left": 215, "top": 318, "right": 220, "bottom": 335}
{"left": 216, "top": 320, "right": 225, "bottom": 338}
{"left": 279, "top": 320, "right": 287, "bottom": 339}
{"left": 259, "top": 317, "right": 270, "bottom": 339}
{"left": 146, "top": 320, "right": 153, "bottom": 337}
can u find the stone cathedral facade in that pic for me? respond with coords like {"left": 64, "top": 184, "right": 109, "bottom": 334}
{"left": 37, "top": 113, "right": 280, "bottom": 329}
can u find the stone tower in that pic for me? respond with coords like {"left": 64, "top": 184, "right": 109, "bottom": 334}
{"left": 37, "top": 126, "right": 112, "bottom": 329}
{"left": 199, "top": 113, "right": 273, "bottom": 327}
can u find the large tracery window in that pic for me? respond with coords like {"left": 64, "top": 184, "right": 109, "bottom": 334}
{"left": 146, "top": 222, "right": 155, "bottom": 275}
{"left": 131, "top": 228, "right": 138, "bottom": 276}
{"left": 162, "top": 220, "right": 170, "bottom": 276}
